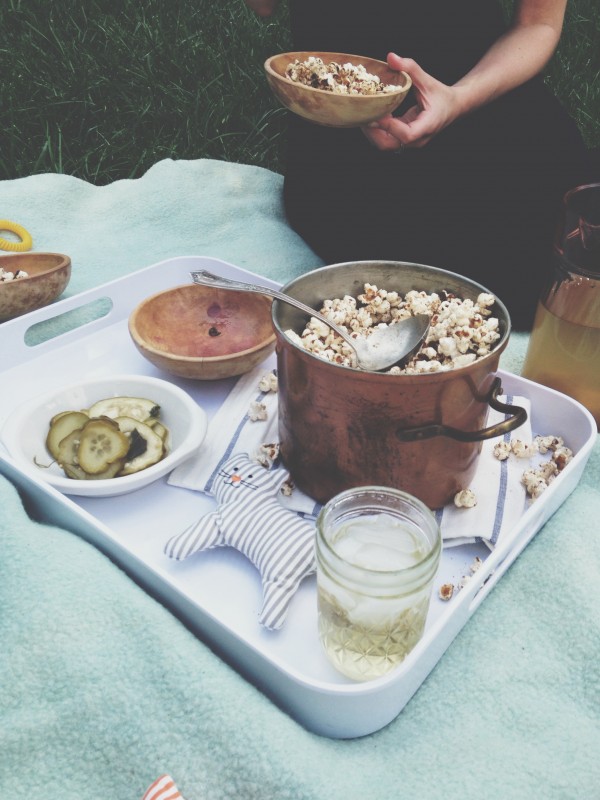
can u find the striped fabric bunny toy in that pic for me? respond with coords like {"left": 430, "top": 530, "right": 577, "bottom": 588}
{"left": 164, "top": 453, "right": 316, "bottom": 630}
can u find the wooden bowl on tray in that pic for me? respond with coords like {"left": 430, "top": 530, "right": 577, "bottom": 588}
{"left": 128, "top": 284, "right": 276, "bottom": 380}
{"left": 0, "top": 252, "right": 71, "bottom": 322}
{"left": 264, "top": 51, "right": 412, "bottom": 128}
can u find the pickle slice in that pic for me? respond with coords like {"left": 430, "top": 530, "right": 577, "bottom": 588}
{"left": 149, "top": 421, "right": 168, "bottom": 442}
{"left": 115, "top": 416, "right": 165, "bottom": 475}
{"left": 63, "top": 459, "right": 125, "bottom": 481}
{"left": 56, "top": 428, "right": 84, "bottom": 468}
{"left": 87, "top": 396, "right": 160, "bottom": 423}
{"left": 77, "top": 418, "right": 130, "bottom": 474}
{"left": 46, "top": 411, "right": 89, "bottom": 461}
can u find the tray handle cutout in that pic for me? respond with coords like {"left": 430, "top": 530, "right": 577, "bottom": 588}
{"left": 23, "top": 297, "right": 113, "bottom": 347}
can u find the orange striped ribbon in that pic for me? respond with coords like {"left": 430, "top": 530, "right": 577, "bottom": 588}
{"left": 142, "top": 774, "right": 185, "bottom": 800}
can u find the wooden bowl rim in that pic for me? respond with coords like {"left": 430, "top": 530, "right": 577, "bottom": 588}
{"left": 128, "top": 284, "right": 276, "bottom": 364}
{"left": 0, "top": 252, "right": 71, "bottom": 287}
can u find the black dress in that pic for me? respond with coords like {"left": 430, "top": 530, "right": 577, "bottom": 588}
{"left": 282, "top": 0, "right": 593, "bottom": 328}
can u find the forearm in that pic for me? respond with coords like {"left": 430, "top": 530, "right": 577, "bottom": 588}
{"left": 452, "top": 2, "right": 567, "bottom": 116}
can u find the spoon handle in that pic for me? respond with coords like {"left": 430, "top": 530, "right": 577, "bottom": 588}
{"left": 189, "top": 269, "right": 354, "bottom": 346}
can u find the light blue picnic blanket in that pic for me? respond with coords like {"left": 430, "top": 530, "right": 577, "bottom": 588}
{"left": 1, "top": 158, "right": 599, "bottom": 800}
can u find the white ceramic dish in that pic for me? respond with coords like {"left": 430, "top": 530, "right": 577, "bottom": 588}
{"left": 0, "top": 374, "right": 208, "bottom": 497}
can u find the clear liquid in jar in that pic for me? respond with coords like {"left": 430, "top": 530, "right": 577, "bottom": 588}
{"left": 317, "top": 514, "right": 434, "bottom": 681}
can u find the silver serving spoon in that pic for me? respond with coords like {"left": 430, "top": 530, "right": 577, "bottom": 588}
{"left": 190, "top": 270, "right": 430, "bottom": 372}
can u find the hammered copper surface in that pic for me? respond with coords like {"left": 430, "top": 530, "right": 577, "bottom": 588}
{"left": 264, "top": 51, "right": 412, "bottom": 128}
{"left": 273, "top": 261, "right": 513, "bottom": 510}
{"left": 0, "top": 253, "right": 71, "bottom": 322}
{"left": 128, "top": 283, "right": 276, "bottom": 380}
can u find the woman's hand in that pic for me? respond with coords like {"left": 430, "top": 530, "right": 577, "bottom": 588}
{"left": 363, "top": 53, "right": 465, "bottom": 151}
{"left": 365, "top": 0, "right": 567, "bottom": 153}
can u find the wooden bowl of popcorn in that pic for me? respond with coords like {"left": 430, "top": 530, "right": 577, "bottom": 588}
{"left": 264, "top": 51, "right": 412, "bottom": 128}
{"left": 128, "top": 284, "right": 276, "bottom": 381}
{"left": 0, "top": 252, "right": 71, "bottom": 322}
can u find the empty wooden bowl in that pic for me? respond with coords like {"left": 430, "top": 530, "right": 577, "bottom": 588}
{"left": 128, "top": 284, "right": 276, "bottom": 380}
{"left": 0, "top": 252, "right": 71, "bottom": 322}
{"left": 264, "top": 51, "right": 412, "bottom": 128}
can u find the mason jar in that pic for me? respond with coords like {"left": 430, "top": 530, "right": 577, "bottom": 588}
{"left": 316, "top": 486, "right": 442, "bottom": 682}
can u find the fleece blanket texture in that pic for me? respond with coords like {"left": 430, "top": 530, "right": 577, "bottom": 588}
{"left": 1, "top": 159, "right": 598, "bottom": 800}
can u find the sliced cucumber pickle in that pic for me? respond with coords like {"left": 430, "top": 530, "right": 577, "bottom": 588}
{"left": 44, "top": 394, "right": 169, "bottom": 481}
{"left": 46, "top": 411, "right": 89, "bottom": 461}
{"left": 77, "top": 418, "right": 130, "bottom": 474}
{"left": 88, "top": 396, "right": 160, "bottom": 423}
{"left": 63, "top": 459, "right": 125, "bottom": 481}
{"left": 115, "top": 416, "right": 165, "bottom": 475}
{"left": 149, "top": 421, "right": 168, "bottom": 442}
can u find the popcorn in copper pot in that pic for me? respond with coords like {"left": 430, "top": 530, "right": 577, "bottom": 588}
{"left": 285, "top": 283, "right": 501, "bottom": 373}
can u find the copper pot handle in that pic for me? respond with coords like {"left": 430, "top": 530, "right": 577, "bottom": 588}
{"left": 395, "top": 378, "right": 528, "bottom": 443}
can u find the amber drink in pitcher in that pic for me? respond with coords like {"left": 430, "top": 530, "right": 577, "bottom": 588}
{"left": 522, "top": 183, "right": 600, "bottom": 426}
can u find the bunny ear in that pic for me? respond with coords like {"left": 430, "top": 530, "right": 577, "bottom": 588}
{"left": 164, "top": 511, "right": 223, "bottom": 560}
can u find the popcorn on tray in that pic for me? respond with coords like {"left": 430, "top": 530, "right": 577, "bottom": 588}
{"left": 453, "top": 488, "right": 478, "bottom": 508}
{"left": 248, "top": 401, "right": 268, "bottom": 422}
{"left": 492, "top": 431, "right": 574, "bottom": 501}
{"left": 258, "top": 370, "right": 278, "bottom": 393}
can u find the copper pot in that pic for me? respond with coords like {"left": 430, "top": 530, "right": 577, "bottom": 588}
{"left": 272, "top": 261, "right": 526, "bottom": 509}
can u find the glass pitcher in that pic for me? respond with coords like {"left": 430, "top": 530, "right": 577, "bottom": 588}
{"left": 522, "top": 183, "right": 600, "bottom": 427}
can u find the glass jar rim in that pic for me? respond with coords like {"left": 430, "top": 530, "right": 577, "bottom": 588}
{"left": 316, "top": 485, "right": 441, "bottom": 578}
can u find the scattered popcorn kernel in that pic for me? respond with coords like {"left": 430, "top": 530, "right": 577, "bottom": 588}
{"left": 258, "top": 371, "right": 278, "bottom": 393}
{"left": 281, "top": 480, "right": 294, "bottom": 497}
{"left": 470, "top": 556, "right": 483, "bottom": 574}
{"left": 248, "top": 401, "right": 267, "bottom": 422}
{"left": 521, "top": 469, "right": 548, "bottom": 499}
{"left": 454, "top": 488, "right": 477, "bottom": 508}
{"left": 511, "top": 439, "right": 539, "bottom": 458}
{"left": 519, "top": 433, "right": 573, "bottom": 501}
{"left": 535, "top": 434, "right": 564, "bottom": 454}
{"left": 254, "top": 442, "right": 280, "bottom": 469}
{"left": 439, "top": 583, "right": 454, "bottom": 601}
{"left": 493, "top": 441, "right": 511, "bottom": 461}
{"left": 553, "top": 446, "right": 573, "bottom": 470}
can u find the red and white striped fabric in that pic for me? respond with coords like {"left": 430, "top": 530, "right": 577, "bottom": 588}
{"left": 142, "top": 774, "right": 185, "bottom": 800}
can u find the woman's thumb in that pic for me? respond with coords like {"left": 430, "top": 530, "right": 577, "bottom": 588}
{"left": 387, "top": 53, "right": 429, "bottom": 89}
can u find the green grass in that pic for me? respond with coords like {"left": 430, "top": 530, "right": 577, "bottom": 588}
{"left": 1, "top": 0, "right": 598, "bottom": 184}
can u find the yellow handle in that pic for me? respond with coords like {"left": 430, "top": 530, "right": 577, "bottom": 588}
{"left": 0, "top": 219, "right": 33, "bottom": 252}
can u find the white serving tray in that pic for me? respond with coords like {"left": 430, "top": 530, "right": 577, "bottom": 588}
{"left": 0, "top": 255, "right": 596, "bottom": 739}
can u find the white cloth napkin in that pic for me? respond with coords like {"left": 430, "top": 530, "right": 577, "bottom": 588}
{"left": 169, "top": 365, "right": 532, "bottom": 549}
